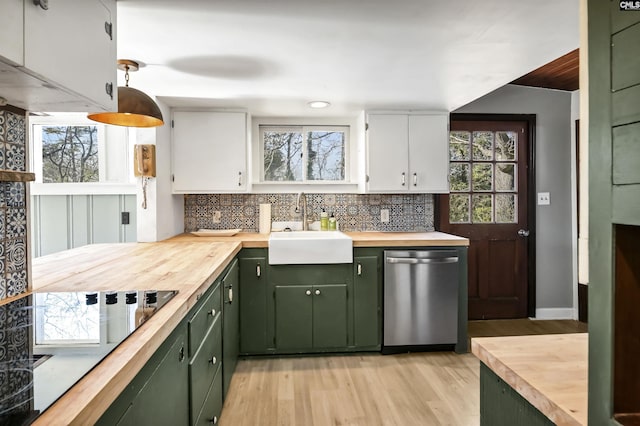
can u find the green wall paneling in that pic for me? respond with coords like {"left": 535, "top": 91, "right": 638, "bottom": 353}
{"left": 612, "top": 185, "right": 640, "bottom": 226}
{"left": 480, "top": 363, "right": 554, "bottom": 426}
{"left": 611, "top": 2, "right": 640, "bottom": 34}
{"left": 612, "top": 84, "right": 640, "bottom": 126}
{"left": 613, "top": 122, "right": 640, "bottom": 184}
{"left": 612, "top": 22, "right": 640, "bottom": 91}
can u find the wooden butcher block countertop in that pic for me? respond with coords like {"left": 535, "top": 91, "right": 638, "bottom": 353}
{"left": 472, "top": 333, "right": 588, "bottom": 426}
{"left": 169, "top": 230, "right": 469, "bottom": 247}
{"left": 29, "top": 230, "right": 467, "bottom": 425}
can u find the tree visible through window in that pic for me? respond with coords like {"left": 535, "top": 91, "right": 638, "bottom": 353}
{"left": 41, "top": 125, "right": 99, "bottom": 183}
{"left": 262, "top": 126, "right": 347, "bottom": 182}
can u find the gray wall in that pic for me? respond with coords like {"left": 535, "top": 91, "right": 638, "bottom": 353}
{"left": 30, "top": 195, "right": 137, "bottom": 257}
{"left": 455, "top": 84, "right": 574, "bottom": 314}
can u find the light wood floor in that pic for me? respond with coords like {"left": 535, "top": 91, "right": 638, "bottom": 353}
{"left": 220, "top": 320, "right": 587, "bottom": 426}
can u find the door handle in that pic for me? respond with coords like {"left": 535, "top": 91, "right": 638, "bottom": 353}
{"left": 315, "top": 289, "right": 321, "bottom": 295}
{"left": 413, "top": 172, "right": 417, "bottom": 186}
{"left": 386, "top": 257, "right": 458, "bottom": 264}
{"left": 357, "top": 263, "right": 362, "bottom": 276}
{"left": 256, "top": 264, "right": 261, "bottom": 277}
{"left": 518, "top": 229, "right": 530, "bottom": 237}
{"left": 305, "top": 290, "right": 312, "bottom": 296}
{"left": 238, "top": 171, "right": 243, "bottom": 186}
{"left": 401, "top": 172, "right": 406, "bottom": 186}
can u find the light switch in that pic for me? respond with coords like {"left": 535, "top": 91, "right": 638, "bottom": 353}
{"left": 537, "top": 192, "right": 550, "bottom": 205}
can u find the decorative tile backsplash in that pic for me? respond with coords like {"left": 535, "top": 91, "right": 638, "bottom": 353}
{"left": 0, "top": 109, "right": 28, "bottom": 300}
{"left": 184, "top": 193, "right": 434, "bottom": 233}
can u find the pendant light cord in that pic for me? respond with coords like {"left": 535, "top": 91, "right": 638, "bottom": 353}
{"left": 124, "top": 64, "right": 130, "bottom": 87}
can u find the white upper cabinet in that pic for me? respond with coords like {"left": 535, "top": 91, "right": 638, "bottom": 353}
{"left": 0, "top": 0, "right": 116, "bottom": 112}
{"left": 0, "top": 0, "right": 24, "bottom": 65}
{"left": 366, "top": 112, "right": 449, "bottom": 193}
{"left": 172, "top": 111, "right": 248, "bottom": 193}
{"left": 24, "top": 0, "right": 116, "bottom": 111}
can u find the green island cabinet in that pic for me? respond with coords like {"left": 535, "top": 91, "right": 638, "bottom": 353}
{"left": 238, "top": 248, "right": 382, "bottom": 355}
{"left": 97, "top": 258, "right": 239, "bottom": 426}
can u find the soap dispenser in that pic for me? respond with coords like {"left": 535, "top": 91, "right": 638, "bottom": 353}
{"left": 320, "top": 209, "right": 329, "bottom": 231}
{"left": 328, "top": 213, "right": 337, "bottom": 230}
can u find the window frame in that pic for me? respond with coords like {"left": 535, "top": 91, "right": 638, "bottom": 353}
{"left": 259, "top": 124, "right": 350, "bottom": 184}
{"left": 29, "top": 114, "right": 136, "bottom": 195}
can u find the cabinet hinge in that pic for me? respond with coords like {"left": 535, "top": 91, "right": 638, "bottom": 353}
{"left": 104, "top": 21, "right": 113, "bottom": 40}
{"left": 365, "top": 122, "right": 369, "bottom": 131}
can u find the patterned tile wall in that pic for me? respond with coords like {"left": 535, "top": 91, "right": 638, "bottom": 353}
{"left": 184, "top": 193, "right": 435, "bottom": 232}
{"left": 0, "top": 109, "right": 28, "bottom": 300}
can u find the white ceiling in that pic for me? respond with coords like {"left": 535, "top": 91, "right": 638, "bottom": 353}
{"left": 116, "top": 0, "right": 579, "bottom": 117}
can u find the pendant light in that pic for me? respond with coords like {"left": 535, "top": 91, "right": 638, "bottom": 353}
{"left": 88, "top": 59, "right": 164, "bottom": 128}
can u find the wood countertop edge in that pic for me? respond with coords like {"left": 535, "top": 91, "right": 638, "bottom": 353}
{"left": 32, "top": 244, "right": 242, "bottom": 426}
{"left": 471, "top": 338, "right": 585, "bottom": 426}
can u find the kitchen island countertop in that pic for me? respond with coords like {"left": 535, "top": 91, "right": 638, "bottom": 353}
{"left": 472, "top": 333, "right": 588, "bottom": 426}
{"left": 29, "top": 230, "right": 467, "bottom": 425}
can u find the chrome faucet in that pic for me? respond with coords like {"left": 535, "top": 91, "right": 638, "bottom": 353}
{"left": 295, "top": 192, "right": 308, "bottom": 230}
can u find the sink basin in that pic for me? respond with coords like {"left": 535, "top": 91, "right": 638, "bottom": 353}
{"left": 268, "top": 231, "right": 353, "bottom": 265}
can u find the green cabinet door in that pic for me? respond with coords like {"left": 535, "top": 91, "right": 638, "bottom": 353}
{"left": 353, "top": 256, "right": 381, "bottom": 348}
{"left": 312, "top": 284, "right": 348, "bottom": 348}
{"left": 239, "top": 254, "right": 268, "bottom": 354}
{"left": 222, "top": 259, "right": 239, "bottom": 399}
{"left": 275, "top": 285, "right": 313, "bottom": 350}
{"left": 113, "top": 327, "right": 189, "bottom": 426}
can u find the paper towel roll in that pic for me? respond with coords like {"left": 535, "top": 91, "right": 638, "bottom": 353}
{"left": 259, "top": 203, "right": 272, "bottom": 234}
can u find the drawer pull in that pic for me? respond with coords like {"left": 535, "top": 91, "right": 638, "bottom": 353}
{"left": 256, "top": 264, "right": 261, "bottom": 277}
{"left": 209, "top": 416, "right": 218, "bottom": 424}
{"left": 315, "top": 289, "right": 321, "bottom": 296}
{"left": 209, "top": 356, "right": 217, "bottom": 365}
{"left": 357, "top": 263, "right": 362, "bottom": 276}
{"left": 305, "top": 290, "right": 311, "bottom": 296}
{"left": 208, "top": 308, "right": 216, "bottom": 317}
{"left": 228, "top": 287, "right": 233, "bottom": 303}
{"left": 179, "top": 346, "right": 185, "bottom": 362}
{"left": 401, "top": 172, "right": 406, "bottom": 186}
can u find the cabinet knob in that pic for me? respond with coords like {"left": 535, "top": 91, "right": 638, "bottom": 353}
{"left": 209, "top": 308, "right": 216, "bottom": 317}
{"left": 33, "top": 0, "right": 48, "bottom": 10}
{"left": 315, "top": 289, "right": 321, "bottom": 296}
{"left": 210, "top": 356, "right": 217, "bottom": 365}
{"left": 401, "top": 172, "right": 406, "bottom": 186}
{"left": 210, "top": 416, "right": 218, "bottom": 424}
{"left": 305, "top": 290, "right": 311, "bottom": 296}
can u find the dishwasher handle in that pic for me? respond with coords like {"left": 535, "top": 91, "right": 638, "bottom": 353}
{"left": 386, "top": 256, "right": 458, "bottom": 265}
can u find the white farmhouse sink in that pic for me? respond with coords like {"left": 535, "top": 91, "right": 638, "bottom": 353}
{"left": 268, "top": 231, "right": 353, "bottom": 265}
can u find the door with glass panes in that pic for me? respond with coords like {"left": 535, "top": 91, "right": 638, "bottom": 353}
{"left": 439, "top": 118, "right": 531, "bottom": 319}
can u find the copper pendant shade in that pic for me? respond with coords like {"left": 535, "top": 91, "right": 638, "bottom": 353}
{"left": 88, "top": 60, "right": 164, "bottom": 128}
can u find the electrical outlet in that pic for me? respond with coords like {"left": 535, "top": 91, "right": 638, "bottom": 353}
{"left": 380, "top": 209, "right": 390, "bottom": 223}
{"left": 537, "top": 192, "right": 551, "bottom": 205}
{"left": 212, "top": 211, "right": 222, "bottom": 224}
{"left": 121, "top": 212, "right": 130, "bottom": 225}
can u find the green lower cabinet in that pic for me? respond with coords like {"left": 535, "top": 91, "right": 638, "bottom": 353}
{"left": 194, "top": 367, "right": 223, "bottom": 426}
{"left": 222, "top": 259, "right": 239, "bottom": 399}
{"left": 312, "top": 284, "right": 348, "bottom": 348}
{"left": 275, "top": 285, "right": 314, "bottom": 350}
{"left": 480, "top": 363, "right": 554, "bottom": 426}
{"left": 353, "top": 255, "right": 381, "bottom": 349}
{"left": 97, "top": 324, "right": 189, "bottom": 426}
{"left": 275, "top": 284, "right": 348, "bottom": 351}
{"left": 239, "top": 252, "right": 269, "bottom": 354}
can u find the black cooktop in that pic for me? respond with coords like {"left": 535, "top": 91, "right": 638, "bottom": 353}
{"left": 0, "top": 290, "right": 177, "bottom": 425}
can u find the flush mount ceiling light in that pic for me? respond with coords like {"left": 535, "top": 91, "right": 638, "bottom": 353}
{"left": 307, "top": 101, "right": 331, "bottom": 109}
{"left": 88, "top": 59, "right": 164, "bottom": 128}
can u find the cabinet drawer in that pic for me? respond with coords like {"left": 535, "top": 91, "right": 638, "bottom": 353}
{"left": 189, "top": 315, "right": 222, "bottom": 423}
{"left": 189, "top": 282, "right": 221, "bottom": 355}
{"left": 194, "top": 367, "right": 223, "bottom": 426}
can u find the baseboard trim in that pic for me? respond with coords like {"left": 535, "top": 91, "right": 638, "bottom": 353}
{"left": 533, "top": 308, "right": 576, "bottom": 320}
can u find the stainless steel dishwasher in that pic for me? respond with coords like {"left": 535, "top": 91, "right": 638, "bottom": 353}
{"left": 383, "top": 249, "right": 459, "bottom": 353}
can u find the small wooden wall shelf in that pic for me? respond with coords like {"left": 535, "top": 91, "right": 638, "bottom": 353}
{"left": 0, "top": 170, "right": 35, "bottom": 182}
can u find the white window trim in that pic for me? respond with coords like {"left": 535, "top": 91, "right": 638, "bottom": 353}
{"left": 251, "top": 116, "right": 361, "bottom": 192}
{"left": 29, "top": 114, "right": 136, "bottom": 195}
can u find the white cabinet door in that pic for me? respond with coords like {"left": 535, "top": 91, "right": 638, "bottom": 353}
{"left": 172, "top": 111, "right": 247, "bottom": 193}
{"left": 0, "top": 0, "right": 23, "bottom": 65}
{"left": 366, "top": 114, "right": 409, "bottom": 192}
{"left": 408, "top": 114, "right": 449, "bottom": 193}
{"left": 24, "top": 0, "right": 117, "bottom": 111}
